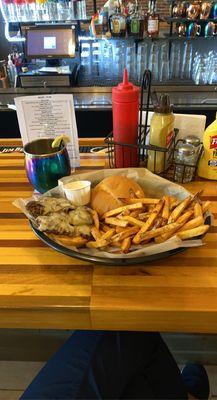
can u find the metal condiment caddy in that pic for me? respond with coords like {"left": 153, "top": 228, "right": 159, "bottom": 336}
{"left": 105, "top": 69, "right": 203, "bottom": 183}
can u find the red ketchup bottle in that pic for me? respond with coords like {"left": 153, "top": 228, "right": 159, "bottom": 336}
{"left": 112, "top": 68, "right": 139, "bottom": 168}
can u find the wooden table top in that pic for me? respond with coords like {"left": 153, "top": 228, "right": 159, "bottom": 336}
{"left": 1, "top": 138, "right": 217, "bottom": 333}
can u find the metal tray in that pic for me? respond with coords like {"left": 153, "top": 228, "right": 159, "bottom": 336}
{"left": 30, "top": 216, "right": 211, "bottom": 266}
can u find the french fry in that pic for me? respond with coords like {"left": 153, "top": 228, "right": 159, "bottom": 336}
{"left": 162, "top": 196, "right": 170, "bottom": 221}
{"left": 133, "top": 199, "right": 164, "bottom": 244}
{"left": 130, "top": 209, "right": 142, "bottom": 218}
{"left": 194, "top": 203, "right": 203, "bottom": 218}
{"left": 138, "top": 212, "right": 150, "bottom": 221}
{"left": 177, "top": 224, "right": 209, "bottom": 240}
{"left": 177, "top": 210, "right": 194, "bottom": 224}
{"left": 115, "top": 226, "right": 126, "bottom": 234}
{"left": 57, "top": 236, "right": 88, "bottom": 248}
{"left": 155, "top": 224, "right": 182, "bottom": 243}
{"left": 154, "top": 236, "right": 165, "bottom": 244}
{"left": 102, "top": 203, "right": 143, "bottom": 219}
{"left": 178, "top": 216, "right": 204, "bottom": 232}
{"left": 112, "top": 226, "right": 140, "bottom": 243}
{"left": 101, "top": 224, "right": 111, "bottom": 233}
{"left": 91, "top": 227, "right": 101, "bottom": 241}
{"left": 112, "top": 241, "right": 122, "bottom": 248}
{"left": 147, "top": 205, "right": 155, "bottom": 212}
{"left": 202, "top": 201, "right": 211, "bottom": 214}
{"left": 151, "top": 206, "right": 205, "bottom": 244}
{"left": 86, "top": 238, "right": 109, "bottom": 248}
{"left": 191, "top": 190, "right": 203, "bottom": 202}
{"left": 121, "top": 237, "right": 132, "bottom": 253}
{"left": 156, "top": 214, "right": 192, "bottom": 243}
{"left": 90, "top": 210, "right": 100, "bottom": 230}
{"left": 168, "top": 196, "right": 191, "bottom": 224}
{"left": 170, "top": 198, "right": 180, "bottom": 211}
{"left": 101, "top": 228, "right": 116, "bottom": 241}
{"left": 122, "top": 215, "right": 147, "bottom": 228}
{"left": 117, "top": 209, "right": 131, "bottom": 217}
{"left": 128, "top": 198, "right": 159, "bottom": 205}
{"left": 105, "top": 217, "right": 129, "bottom": 227}
{"left": 135, "top": 222, "right": 181, "bottom": 243}
{"left": 153, "top": 217, "right": 167, "bottom": 229}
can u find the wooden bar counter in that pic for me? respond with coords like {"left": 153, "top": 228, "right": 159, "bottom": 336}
{"left": 0, "top": 139, "right": 217, "bottom": 333}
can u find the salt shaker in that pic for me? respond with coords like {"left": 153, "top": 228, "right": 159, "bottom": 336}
{"left": 183, "top": 135, "right": 201, "bottom": 155}
{"left": 174, "top": 143, "right": 196, "bottom": 183}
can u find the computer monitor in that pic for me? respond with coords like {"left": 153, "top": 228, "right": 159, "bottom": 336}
{"left": 26, "top": 25, "right": 76, "bottom": 66}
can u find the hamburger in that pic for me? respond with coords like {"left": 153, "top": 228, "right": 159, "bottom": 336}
{"left": 90, "top": 175, "right": 145, "bottom": 216}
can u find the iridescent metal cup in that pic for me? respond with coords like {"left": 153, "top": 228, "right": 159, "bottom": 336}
{"left": 24, "top": 138, "right": 71, "bottom": 193}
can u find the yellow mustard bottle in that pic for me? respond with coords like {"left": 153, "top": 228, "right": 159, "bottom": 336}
{"left": 147, "top": 94, "right": 175, "bottom": 174}
{"left": 198, "top": 113, "right": 217, "bottom": 180}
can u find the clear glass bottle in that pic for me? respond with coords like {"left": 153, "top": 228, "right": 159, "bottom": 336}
{"left": 57, "top": 0, "right": 70, "bottom": 20}
{"left": 147, "top": 0, "right": 159, "bottom": 38}
{"left": 73, "top": 0, "right": 86, "bottom": 19}
{"left": 13, "top": 0, "right": 28, "bottom": 21}
{"left": 47, "top": 0, "right": 58, "bottom": 20}
{"left": 36, "top": 0, "right": 49, "bottom": 21}
{"left": 25, "top": 0, "right": 37, "bottom": 21}
{"left": 174, "top": 143, "right": 196, "bottom": 183}
{"left": 2, "top": 0, "right": 18, "bottom": 21}
{"left": 110, "top": 4, "right": 126, "bottom": 37}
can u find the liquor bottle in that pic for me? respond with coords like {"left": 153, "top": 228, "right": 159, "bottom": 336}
{"left": 143, "top": 0, "right": 151, "bottom": 36}
{"left": 127, "top": 0, "right": 144, "bottom": 37}
{"left": 110, "top": 2, "right": 126, "bottom": 37}
{"left": 147, "top": 0, "right": 159, "bottom": 38}
{"left": 25, "top": 0, "right": 37, "bottom": 21}
{"left": 100, "top": 7, "right": 109, "bottom": 34}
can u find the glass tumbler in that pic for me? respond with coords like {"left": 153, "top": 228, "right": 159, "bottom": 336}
{"left": 24, "top": 138, "right": 71, "bottom": 193}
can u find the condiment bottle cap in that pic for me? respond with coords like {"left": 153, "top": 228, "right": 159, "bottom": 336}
{"left": 155, "top": 94, "right": 173, "bottom": 114}
{"left": 183, "top": 135, "right": 200, "bottom": 147}
{"left": 112, "top": 68, "right": 139, "bottom": 103}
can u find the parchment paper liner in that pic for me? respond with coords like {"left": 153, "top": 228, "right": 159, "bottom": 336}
{"left": 14, "top": 168, "right": 211, "bottom": 259}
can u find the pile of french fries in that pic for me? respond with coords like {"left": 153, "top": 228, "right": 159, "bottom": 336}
{"left": 56, "top": 192, "right": 211, "bottom": 254}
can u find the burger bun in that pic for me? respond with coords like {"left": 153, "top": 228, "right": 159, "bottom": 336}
{"left": 91, "top": 175, "right": 145, "bottom": 216}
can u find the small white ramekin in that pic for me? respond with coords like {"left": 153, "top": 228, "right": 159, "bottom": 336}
{"left": 63, "top": 180, "right": 91, "bottom": 206}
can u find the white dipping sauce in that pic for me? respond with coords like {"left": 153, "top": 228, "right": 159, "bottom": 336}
{"left": 63, "top": 180, "right": 91, "bottom": 206}
{"left": 64, "top": 181, "right": 90, "bottom": 190}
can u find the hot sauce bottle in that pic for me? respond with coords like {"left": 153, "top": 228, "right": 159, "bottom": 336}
{"left": 112, "top": 68, "right": 139, "bottom": 168}
{"left": 147, "top": 0, "right": 159, "bottom": 38}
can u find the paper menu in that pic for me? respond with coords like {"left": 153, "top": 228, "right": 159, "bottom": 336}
{"left": 15, "top": 94, "right": 80, "bottom": 167}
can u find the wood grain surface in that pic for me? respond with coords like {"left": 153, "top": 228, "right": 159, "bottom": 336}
{"left": 0, "top": 139, "right": 217, "bottom": 333}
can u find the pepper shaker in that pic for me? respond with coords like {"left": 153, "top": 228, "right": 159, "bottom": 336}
{"left": 174, "top": 143, "right": 196, "bottom": 183}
